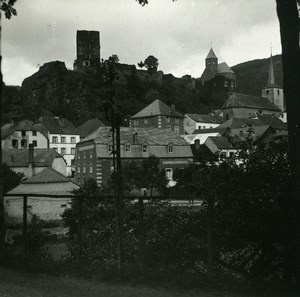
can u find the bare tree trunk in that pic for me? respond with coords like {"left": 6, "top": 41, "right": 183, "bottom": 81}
{"left": 276, "top": 0, "right": 300, "bottom": 279}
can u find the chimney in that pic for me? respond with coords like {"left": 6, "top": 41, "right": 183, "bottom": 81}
{"left": 28, "top": 144, "right": 34, "bottom": 178}
{"left": 133, "top": 132, "right": 138, "bottom": 144}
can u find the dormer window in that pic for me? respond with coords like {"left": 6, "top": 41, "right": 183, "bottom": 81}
{"left": 125, "top": 144, "right": 131, "bottom": 152}
{"left": 142, "top": 144, "right": 148, "bottom": 152}
{"left": 167, "top": 144, "right": 174, "bottom": 153}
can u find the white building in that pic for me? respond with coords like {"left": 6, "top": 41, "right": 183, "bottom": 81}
{"left": 38, "top": 116, "right": 80, "bottom": 177}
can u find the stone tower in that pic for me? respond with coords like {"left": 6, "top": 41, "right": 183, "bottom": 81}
{"left": 205, "top": 48, "right": 218, "bottom": 73}
{"left": 261, "top": 54, "right": 284, "bottom": 111}
{"left": 73, "top": 30, "right": 100, "bottom": 70}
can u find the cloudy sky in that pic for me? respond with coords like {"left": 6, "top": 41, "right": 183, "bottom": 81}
{"left": 2, "top": 0, "right": 281, "bottom": 86}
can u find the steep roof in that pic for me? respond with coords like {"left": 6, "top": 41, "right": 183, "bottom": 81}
{"left": 2, "top": 149, "right": 64, "bottom": 167}
{"left": 77, "top": 118, "right": 105, "bottom": 138}
{"left": 251, "top": 114, "right": 288, "bottom": 130}
{"left": 83, "top": 126, "right": 189, "bottom": 146}
{"left": 22, "top": 168, "right": 72, "bottom": 184}
{"left": 207, "top": 136, "right": 234, "bottom": 149}
{"left": 206, "top": 48, "right": 217, "bottom": 59}
{"left": 186, "top": 114, "right": 225, "bottom": 124}
{"left": 219, "top": 117, "right": 266, "bottom": 129}
{"left": 38, "top": 116, "right": 78, "bottom": 135}
{"left": 1, "top": 120, "right": 47, "bottom": 139}
{"left": 221, "top": 92, "right": 281, "bottom": 111}
{"left": 217, "top": 62, "right": 234, "bottom": 74}
{"left": 131, "top": 99, "right": 184, "bottom": 119}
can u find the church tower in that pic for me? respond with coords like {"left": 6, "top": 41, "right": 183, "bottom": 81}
{"left": 205, "top": 48, "right": 218, "bottom": 74}
{"left": 261, "top": 54, "right": 284, "bottom": 111}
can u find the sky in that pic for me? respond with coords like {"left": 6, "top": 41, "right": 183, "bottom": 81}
{"left": 1, "top": 0, "right": 282, "bottom": 86}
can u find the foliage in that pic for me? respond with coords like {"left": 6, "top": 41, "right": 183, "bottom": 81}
{"left": 0, "top": 0, "right": 17, "bottom": 19}
{"left": 138, "top": 55, "right": 159, "bottom": 74}
{"left": 1, "top": 163, "right": 23, "bottom": 194}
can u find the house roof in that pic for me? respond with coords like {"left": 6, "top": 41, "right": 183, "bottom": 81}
{"left": 38, "top": 116, "right": 78, "bottom": 135}
{"left": 131, "top": 99, "right": 184, "bottom": 119}
{"left": 192, "top": 127, "right": 229, "bottom": 136}
{"left": 206, "top": 48, "right": 217, "bottom": 59}
{"left": 83, "top": 126, "right": 189, "bottom": 146}
{"left": 221, "top": 92, "right": 281, "bottom": 111}
{"left": 206, "top": 136, "right": 234, "bottom": 150}
{"left": 1, "top": 120, "right": 47, "bottom": 139}
{"left": 186, "top": 114, "right": 225, "bottom": 124}
{"left": 2, "top": 149, "right": 64, "bottom": 167}
{"left": 252, "top": 114, "right": 287, "bottom": 130}
{"left": 22, "top": 168, "right": 72, "bottom": 184}
{"left": 217, "top": 62, "right": 234, "bottom": 74}
{"left": 77, "top": 118, "right": 105, "bottom": 138}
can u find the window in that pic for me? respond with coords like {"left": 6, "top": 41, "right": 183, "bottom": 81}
{"left": 175, "top": 118, "right": 179, "bottom": 124}
{"left": 83, "top": 152, "right": 86, "bottom": 159}
{"left": 21, "top": 139, "right": 27, "bottom": 148}
{"left": 78, "top": 152, "right": 80, "bottom": 159}
{"left": 32, "top": 131, "right": 37, "bottom": 136}
{"left": 83, "top": 61, "right": 90, "bottom": 67}
{"left": 12, "top": 139, "right": 18, "bottom": 148}
{"left": 266, "top": 90, "right": 269, "bottom": 95}
{"left": 77, "top": 166, "right": 80, "bottom": 173}
{"left": 89, "top": 164, "right": 93, "bottom": 173}
{"left": 168, "top": 145, "right": 174, "bottom": 153}
{"left": 61, "top": 148, "right": 66, "bottom": 155}
{"left": 174, "top": 126, "right": 179, "bottom": 135}
{"left": 166, "top": 116, "right": 170, "bottom": 123}
{"left": 61, "top": 136, "right": 66, "bottom": 143}
{"left": 125, "top": 144, "right": 131, "bottom": 152}
{"left": 277, "top": 90, "right": 280, "bottom": 95}
{"left": 90, "top": 151, "right": 93, "bottom": 158}
{"left": 32, "top": 140, "right": 37, "bottom": 147}
{"left": 203, "top": 126, "right": 206, "bottom": 129}
{"left": 166, "top": 126, "right": 172, "bottom": 131}
{"left": 86, "top": 45, "right": 91, "bottom": 49}
{"left": 142, "top": 144, "right": 148, "bottom": 152}
{"left": 71, "top": 137, "right": 76, "bottom": 143}
{"left": 52, "top": 136, "right": 58, "bottom": 143}
{"left": 83, "top": 165, "right": 86, "bottom": 173}
{"left": 144, "top": 119, "right": 148, "bottom": 124}
{"left": 133, "top": 119, "right": 138, "bottom": 126}
{"left": 224, "top": 80, "right": 228, "bottom": 87}
{"left": 71, "top": 148, "right": 76, "bottom": 155}
{"left": 21, "top": 130, "right": 26, "bottom": 137}
{"left": 108, "top": 144, "right": 113, "bottom": 152}
{"left": 86, "top": 54, "right": 91, "bottom": 59}
{"left": 165, "top": 168, "right": 173, "bottom": 180}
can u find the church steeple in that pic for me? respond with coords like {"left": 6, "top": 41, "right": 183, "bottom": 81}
{"left": 205, "top": 47, "right": 218, "bottom": 72}
{"left": 261, "top": 52, "right": 284, "bottom": 111}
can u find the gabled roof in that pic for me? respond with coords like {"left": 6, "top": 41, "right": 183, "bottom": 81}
{"left": 2, "top": 149, "right": 64, "bottom": 167}
{"left": 77, "top": 118, "right": 105, "bottom": 138}
{"left": 206, "top": 136, "right": 234, "bottom": 150}
{"left": 22, "top": 168, "right": 72, "bottom": 184}
{"left": 186, "top": 114, "right": 225, "bottom": 124}
{"left": 38, "top": 116, "right": 79, "bottom": 135}
{"left": 217, "top": 62, "right": 234, "bottom": 74}
{"left": 253, "top": 114, "right": 287, "bottom": 130}
{"left": 131, "top": 99, "right": 183, "bottom": 119}
{"left": 83, "top": 126, "right": 189, "bottom": 146}
{"left": 1, "top": 120, "right": 47, "bottom": 139}
{"left": 221, "top": 92, "right": 281, "bottom": 111}
{"left": 206, "top": 48, "right": 217, "bottom": 59}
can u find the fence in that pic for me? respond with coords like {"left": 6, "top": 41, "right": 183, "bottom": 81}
{"left": 2, "top": 192, "right": 287, "bottom": 280}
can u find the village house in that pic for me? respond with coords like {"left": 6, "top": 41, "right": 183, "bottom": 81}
{"left": 75, "top": 126, "right": 193, "bottom": 186}
{"left": 38, "top": 116, "right": 80, "bottom": 177}
{"left": 4, "top": 168, "right": 79, "bottom": 226}
{"left": 204, "top": 136, "right": 238, "bottom": 159}
{"left": 1, "top": 120, "right": 48, "bottom": 150}
{"left": 130, "top": 99, "right": 185, "bottom": 135}
{"left": 184, "top": 113, "right": 225, "bottom": 135}
{"left": 2, "top": 146, "right": 67, "bottom": 179}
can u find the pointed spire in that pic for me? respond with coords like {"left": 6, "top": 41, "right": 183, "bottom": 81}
{"left": 267, "top": 53, "right": 275, "bottom": 86}
{"left": 206, "top": 48, "right": 217, "bottom": 59}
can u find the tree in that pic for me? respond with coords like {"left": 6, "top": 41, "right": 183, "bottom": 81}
{"left": 138, "top": 55, "right": 159, "bottom": 74}
{"left": 0, "top": 0, "right": 17, "bottom": 19}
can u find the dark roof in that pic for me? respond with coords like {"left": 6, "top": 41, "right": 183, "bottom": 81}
{"left": 23, "top": 168, "right": 72, "bottom": 184}
{"left": 192, "top": 127, "right": 229, "bottom": 136}
{"left": 217, "top": 62, "right": 234, "bottom": 74}
{"left": 83, "top": 126, "right": 189, "bottom": 146}
{"left": 221, "top": 92, "right": 281, "bottom": 111}
{"left": 206, "top": 136, "right": 234, "bottom": 149}
{"left": 1, "top": 120, "right": 47, "bottom": 139}
{"left": 77, "top": 118, "right": 105, "bottom": 138}
{"left": 254, "top": 114, "right": 287, "bottom": 130}
{"left": 206, "top": 48, "right": 217, "bottom": 59}
{"left": 131, "top": 99, "right": 184, "bottom": 119}
{"left": 38, "top": 116, "right": 78, "bottom": 135}
{"left": 186, "top": 114, "right": 225, "bottom": 124}
{"left": 2, "top": 149, "right": 64, "bottom": 167}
